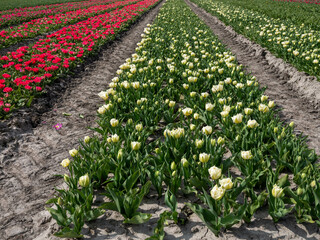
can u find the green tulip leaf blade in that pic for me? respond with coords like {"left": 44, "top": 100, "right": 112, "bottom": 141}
{"left": 123, "top": 170, "right": 140, "bottom": 192}
{"left": 185, "top": 202, "right": 220, "bottom": 236}
{"left": 85, "top": 208, "right": 105, "bottom": 222}
{"left": 123, "top": 212, "right": 152, "bottom": 224}
{"left": 220, "top": 202, "right": 247, "bottom": 229}
{"left": 53, "top": 227, "right": 84, "bottom": 238}
{"left": 45, "top": 207, "right": 68, "bottom": 227}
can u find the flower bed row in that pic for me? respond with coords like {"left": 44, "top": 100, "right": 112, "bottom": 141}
{"left": 47, "top": 0, "right": 320, "bottom": 238}
{"left": 190, "top": 0, "right": 320, "bottom": 81}
{"left": 0, "top": 0, "right": 159, "bottom": 117}
{"left": 0, "top": 0, "right": 138, "bottom": 49}
{"left": 213, "top": 0, "right": 320, "bottom": 31}
{"left": 0, "top": 0, "right": 117, "bottom": 29}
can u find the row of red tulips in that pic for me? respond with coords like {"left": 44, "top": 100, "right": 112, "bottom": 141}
{"left": 0, "top": 0, "right": 159, "bottom": 117}
{"left": 0, "top": 0, "right": 117, "bottom": 29}
{"left": 0, "top": 0, "right": 138, "bottom": 49}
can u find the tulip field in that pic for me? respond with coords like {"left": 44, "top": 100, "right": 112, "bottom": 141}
{"left": 190, "top": 0, "right": 320, "bottom": 80}
{"left": 0, "top": 0, "right": 154, "bottom": 116}
{"left": 1, "top": 0, "right": 320, "bottom": 239}
{"left": 44, "top": 0, "right": 320, "bottom": 238}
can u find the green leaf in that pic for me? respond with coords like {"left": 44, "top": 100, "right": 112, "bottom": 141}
{"left": 46, "top": 207, "right": 68, "bottom": 227}
{"left": 54, "top": 227, "right": 83, "bottom": 238}
{"left": 165, "top": 189, "right": 177, "bottom": 212}
{"left": 46, "top": 198, "right": 57, "bottom": 205}
{"left": 27, "top": 96, "right": 34, "bottom": 107}
{"left": 123, "top": 170, "right": 140, "bottom": 192}
{"left": 185, "top": 203, "right": 220, "bottom": 236}
{"left": 85, "top": 209, "right": 105, "bottom": 222}
{"left": 221, "top": 202, "right": 247, "bottom": 228}
{"left": 297, "top": 214, "right": 315, "bottom": 224}
{"left": 123, "top": 212, "right": 152, "bottom": 224}
{"left": 63, "top": 112, "right": 72, "bottom": 116}
{"left": 100, "top": 202, "right": 118, "bottom": 211}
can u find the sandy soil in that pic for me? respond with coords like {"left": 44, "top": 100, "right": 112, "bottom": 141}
{"left": 1, "top": 0, "right": 320, "bottom": 239}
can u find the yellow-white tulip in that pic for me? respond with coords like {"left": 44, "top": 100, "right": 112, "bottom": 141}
{"left": 208, "top": 166, "right": 221, "bottom": 180}
{"left": 272, "top": 184, "right": 284, "bottom": 198}
{"left": 210, "top": 185, "right": 225, "bottom": 200}
{"left": 219, "top": 178, "right": 233, "bottom": 190}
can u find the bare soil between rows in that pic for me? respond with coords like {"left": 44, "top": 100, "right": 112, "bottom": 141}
{"left": 1, "top": 0, "right": 320, "bottom": 239}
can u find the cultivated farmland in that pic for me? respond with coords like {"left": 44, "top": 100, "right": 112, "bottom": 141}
{"left": 1, "top": 0, "right": 320, "bottom": 239}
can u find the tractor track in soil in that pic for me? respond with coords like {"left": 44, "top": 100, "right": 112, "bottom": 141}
{"left": 0, "top": 2, "right": 163, "bottom": 239}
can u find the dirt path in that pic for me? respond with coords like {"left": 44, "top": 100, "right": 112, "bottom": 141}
{"left": 185, "top": 0, "right": 320, "bottom": 155}
{"left": 0, "top": 2, "right": 163, "bottom": 239}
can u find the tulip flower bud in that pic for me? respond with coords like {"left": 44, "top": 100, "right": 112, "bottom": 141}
{"left": 111, "top": 134, "right": 119, "bottom": 143}
{"left": 117, "top": 149, "right": 123, "bottom": 159}
{"left": 301, "top": 173, "right": 306, "bottom": 179}
{"left": 241, "top": 150, "right": 253, "bottom": 160}
{"left": 199, "top": 153, "right": 210, "bottom": 163}
{"left": 182, "top": 108, "right": 193, "bottom": 117}
{"left": 296, "top": 187, "right": 304, "bottom": 195}
{"left": 135, "top": 123, "right": 143, "bottom": 132}
{"left": 110, "top": 118, "right": 119, "bottom": 127}
{"left": 235, "top": 135, "right": 240, "bottom": 141}
{"left": 155, "top": 171, "right": 160, "bottom": 177}
{"left": 169, "top": 101, "right": 175, "bottom": 107}
{"left": 172, "top": 171, "right": 177, "bottom": 177}
{"left": 211, "top": 139, "right": 216, "bottom": 146}
{"left": 219, "top": 178, "right": 233, "bottom": 190}
{"left": 64, "top": 174, "right": 70, "bottom": 182}
{"left": 208, "top": 166, "right": 221, "bottom": 180}
{"left": 171, "top": 162, "right": 177, "bottom": 171}
{"left": 131, "top": 141, "right": 141, "bottom": 151}
{"left": 274, "top": 127, "right": 278, "bottom": 133}
{"left": 155, "top": 148, "right": 160, "bottom": 154}
{"left": 97, "top": 106, "right": 106, "bottom": 114}
{"left": 79, "top": 174, "right": 90, "bottom": 187}
{"left": 268, "top": 101, "right": 275, "bottom": 108}
{"left": 202, "top": 126, "right": 212, "bottom": 135}
{"left": 190, "top": 124, "right": 196, "bottom": 131}
{"left": 190, "top": 92, "right": 196, "bottom": 97}
{"left": 311, "top": 180, "right": 316, "bottom": 188}
{"left": 205, "top": 103, "right": 214, "bottom": 111}
{"left": 261, "top": 95, "right": 269, "bottom": 102}
{"left": 84, "top": 136, "right": 91, "bottom": 143}
{"left": 289, "top": 121, "right": 295, "bottom": 128}
{"left": 195, "top": 139, "right": 204, "bottom": 149}
{"left": 247, "top": 118, "right": 259, "bottom": 129}
{"left": 127, "top": 119, "right": 133, "bottom": 125}
{"left": 61, "top": 158, "right": 70, "bottom": 168}
{"left": 217, "top": 137, "right": 225, "bottom": 145}
{"left": 69, "top": 149, "right": 78, "bottom": 157}
{"left": 57, "top": 197, "right": 63, "bottom": 206}
{"left": 181, "top": 158, "right": 189, "bottom": 168}
{"left": 210, "top": 185, "right": 225, "bottom": 200}
{"left": 272, "top": 184, "right": 284, "bottom": 198}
